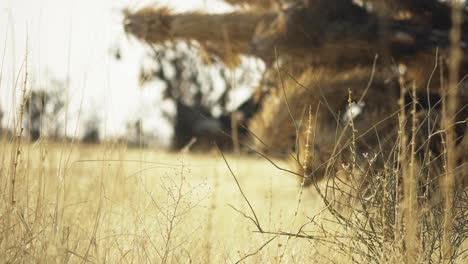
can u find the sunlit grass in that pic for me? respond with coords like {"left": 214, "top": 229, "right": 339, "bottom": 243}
{"left": 1, "top": 139, "right": 343, "bottom": 263}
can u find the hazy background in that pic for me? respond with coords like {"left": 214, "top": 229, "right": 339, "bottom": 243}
{"left": 0, "top": 0, "right": 233, "bottom": 145}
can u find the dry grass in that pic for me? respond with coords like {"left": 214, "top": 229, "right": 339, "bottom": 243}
{"left": 1, "top": 138, "right": 351, "bottom": 263}
{"left": 1, "top": 2, "right": 467, "bottom": 263}
{"left": 1, "top": 68, "right": 467, "bottom": 263}
{"left": 1, "top": 43, "right": 466, "bottom": 264}
{"left": 1, "top": 132, "right": 465, "bottom": 263}
{"left": 222, "top": 0, "right": 280, "bottom": 9}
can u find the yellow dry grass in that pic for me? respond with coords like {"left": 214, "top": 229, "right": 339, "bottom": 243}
{"left": 0, "top": 139, "right": 351, "bottom": 263}
{"left": 2, "top": 139, "right": 464, "bottom": 263}
{"left": 2, "top": 3, "right": 467, "bottom": 262}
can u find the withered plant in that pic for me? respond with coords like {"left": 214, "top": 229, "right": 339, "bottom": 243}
{"left": 124, "top": 0, "right": 467, "bottom": 262}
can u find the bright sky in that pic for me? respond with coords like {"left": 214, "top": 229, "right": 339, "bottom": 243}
{"left": 0, "top": 0, "right": 232, "bottom": 143}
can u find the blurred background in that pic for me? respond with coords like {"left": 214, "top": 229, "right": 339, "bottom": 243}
{"left": 0, "top": 0, "right": 263, "bottom": 149}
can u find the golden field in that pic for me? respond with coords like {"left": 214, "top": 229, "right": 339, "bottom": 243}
{"left": 2, "top": 1, "right": 468, "bottom": 262}
{"left": 1, "top": 135, "right": 467, "bottom": 263}
{"left": 1, "top": 139, "right": 349, "bottom": 263}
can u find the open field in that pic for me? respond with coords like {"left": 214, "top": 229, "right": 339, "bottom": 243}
{"left": 2, "top": 139, "right": 466, "bottom": 263}
{"left": 1, "top": 2, "right": 467, "bottom": 263}
{"left": 1, "top": 140, "right": 350, "bottom": 263}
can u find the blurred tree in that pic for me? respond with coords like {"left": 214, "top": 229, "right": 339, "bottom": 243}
{"left": 25, "top": 91, "right": 47, "bottom": 141}
{"left": 24, "top": 81, "right": 65, "bottom": 141}
{"left": 82, "top": 114, "right": 101, "bottom": 144}
{"left": 124, "top": 119, "right": 145, "bottom": 147}
{"left": 137, "top": 42, "right": 263, "bottom": 151}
